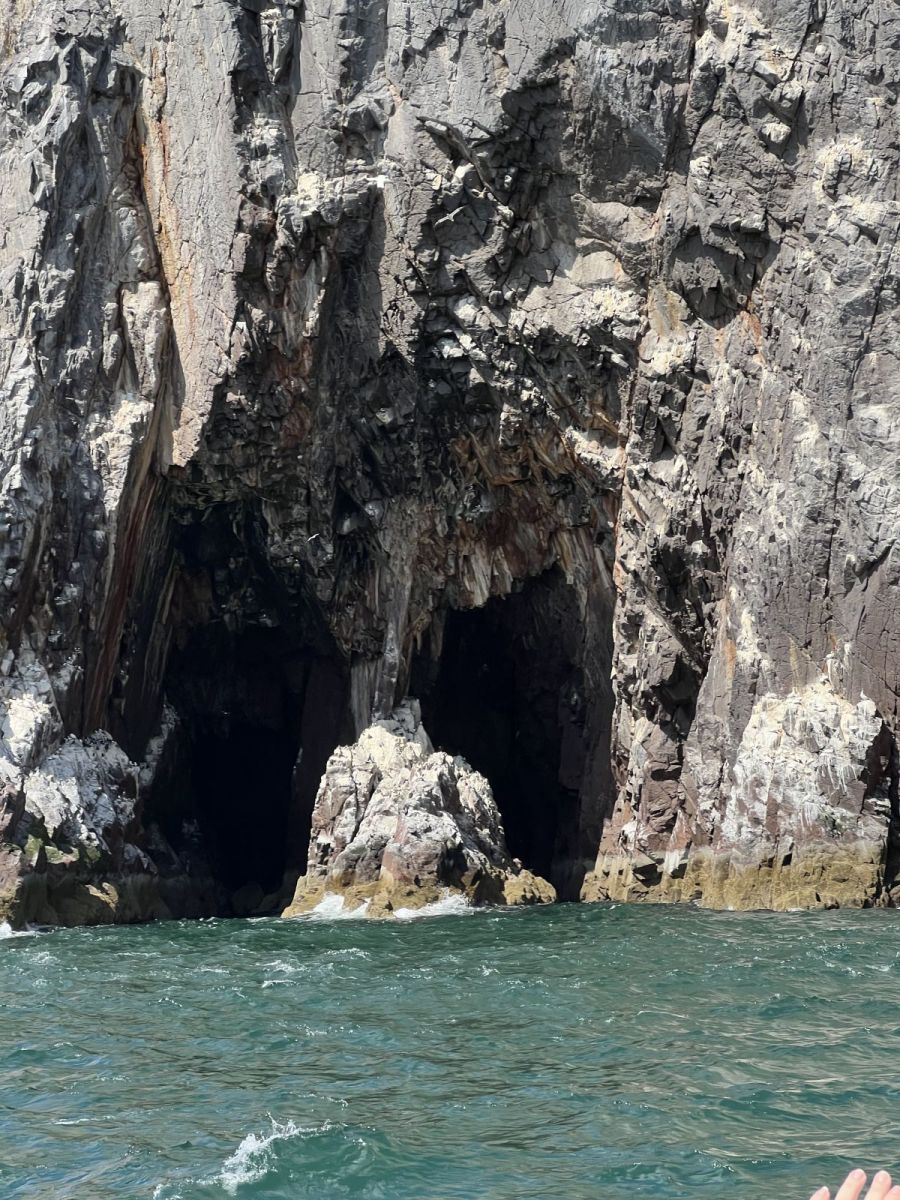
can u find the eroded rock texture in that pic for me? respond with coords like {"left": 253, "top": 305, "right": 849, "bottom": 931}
{"left": 284, "top": 701, "right": 555, "bottom": 917}
{"left": 0, "top": 0, "right": 898, "bottom": 923}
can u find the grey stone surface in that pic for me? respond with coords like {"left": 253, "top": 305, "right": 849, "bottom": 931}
{"left": 0, "top": 0, "right": 898, "bottom": 922}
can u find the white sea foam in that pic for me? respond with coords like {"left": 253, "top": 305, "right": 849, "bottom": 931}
{"left": 265, "top": 958, "right": 302, "bottom": 974}
{"left": 307, "top": 893, "right": 371, "bottom": 919}
{"left": 217, "top": 1118, "right": 306, "bottom": 1194}
{"left": 303, "top": 889, "right": 475, "bottom": 921}
{"left": 393, "top": 892, "right": 473, "bottom": 920}
{"left": 0, "top": 921, "right": 36, "bottom": 939}
{"left": 154, "top": 1119, "right": 331, "bottom": 1199}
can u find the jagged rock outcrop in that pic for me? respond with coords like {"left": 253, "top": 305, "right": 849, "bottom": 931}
{"left": 0, "top": 0, "right": 898, "bottom": 924}
{"left": 284, "top": 701, "right": 554, "bottom": 917}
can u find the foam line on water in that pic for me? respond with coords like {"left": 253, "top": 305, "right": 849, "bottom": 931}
{"left": 304, "top": 890, "right": 476, "bottom": 921}
{"left": 393, "top": 893, "right": 474, "bottom": 920}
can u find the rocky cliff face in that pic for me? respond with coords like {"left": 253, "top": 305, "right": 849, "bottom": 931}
{"left": 1, "top": 0, "right": 898, "bottom": 925}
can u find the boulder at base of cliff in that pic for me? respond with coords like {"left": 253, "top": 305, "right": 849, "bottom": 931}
{"left": 283, "top": 702, "right": 555, "bottom": 918}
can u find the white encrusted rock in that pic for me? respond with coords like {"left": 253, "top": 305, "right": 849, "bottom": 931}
{"left": 285, "top": 701, "right": 555, "bottom": 916}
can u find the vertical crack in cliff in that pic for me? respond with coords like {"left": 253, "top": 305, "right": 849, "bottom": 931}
{"left": 414, "top": 570, "right": 600, "bottom": 899}
{"left": 882, "top": 728, "right": 900, "bottom": 898}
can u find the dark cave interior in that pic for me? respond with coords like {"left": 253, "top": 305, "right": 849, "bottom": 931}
{"left": 157, "top": 622, "right": 350, "bottom": 913}
{"left": 190, "top": 719, "right": 298, "bottom": 897}
{"left": 414, "top": 570, "right": 593, "bottom": 899}
{"left": 135, "top": 501, "right": 355, "bottom": 915}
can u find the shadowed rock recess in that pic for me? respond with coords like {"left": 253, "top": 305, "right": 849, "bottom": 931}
{"left": 1, "top": 0, "right": 899, "bottom": 925}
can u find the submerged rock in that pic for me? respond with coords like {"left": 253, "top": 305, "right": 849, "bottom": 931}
{"left": 284, "top": 703, "right": 555, "bottom": 917}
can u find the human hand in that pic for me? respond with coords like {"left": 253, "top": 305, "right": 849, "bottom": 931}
{"left": 810, "top": 1170, "right": 900, "bottom": 1200}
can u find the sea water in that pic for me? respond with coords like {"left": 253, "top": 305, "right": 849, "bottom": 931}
{"left": 1, "top": 903, "right": 898, "bottom": 1199}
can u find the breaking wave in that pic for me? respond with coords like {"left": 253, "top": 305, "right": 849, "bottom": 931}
{"left": 302, "top": 889, "right": 476, "bottom": 921}
{"left": 215, "top": 1118, "right": 310, "bottom": 1194}
{"left": 393, "top": 893, "right": 474, "bottom": 920}
{"left": 0, "top": 921, "right": 37, "bottom": 939}
{"left": 306, "top": 893, "right": 371, "bottom": 919}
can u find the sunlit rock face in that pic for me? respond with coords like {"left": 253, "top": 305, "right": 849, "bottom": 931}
{"left": 0, "top": 0, "right": 898, "bottom": 924}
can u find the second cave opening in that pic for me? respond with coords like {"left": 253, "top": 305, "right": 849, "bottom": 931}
{"left": 414, "top": 570, "right": 598, "bottom": 899}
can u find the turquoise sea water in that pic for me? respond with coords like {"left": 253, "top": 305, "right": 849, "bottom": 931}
{"left": 1, "top": 902, "right": 898, "bottom": 1200}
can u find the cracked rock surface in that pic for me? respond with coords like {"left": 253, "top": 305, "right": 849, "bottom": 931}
{"left": 1, "top": 0, "right": 899, "bottom": 923}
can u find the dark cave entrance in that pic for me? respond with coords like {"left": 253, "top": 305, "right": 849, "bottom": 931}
{"left": 156, "top": 622, "right": 350, "bottom": 915}
{"left": 414, "top": 570, "right": 602, "bottom": 899}
{"left": 160, "top": 625, "right": 300, "bottom": 911}
{"left": 191, "top": 719, "right": 298, "bottom": 898}
{"left": 138, "top": 502, "right": 354, "bottom": 917}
